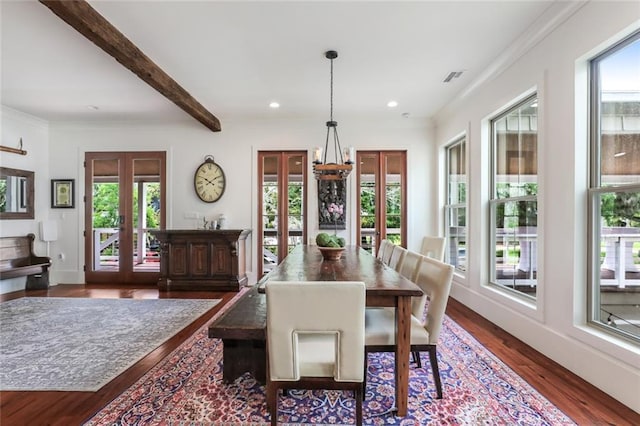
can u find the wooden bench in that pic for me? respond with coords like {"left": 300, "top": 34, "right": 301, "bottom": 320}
{"left": 0, "top": 233, "right": 52, "bottom": 290}
{"left": 208, "top": 285, "right": 267, "bottom": 384}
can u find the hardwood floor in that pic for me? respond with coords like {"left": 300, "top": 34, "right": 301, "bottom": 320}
{"left": 1, "top": 284, "right": 638, "bottom": 425}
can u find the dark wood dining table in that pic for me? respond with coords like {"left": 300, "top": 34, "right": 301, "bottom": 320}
{"left": 258, "top": 244, "right": 423, "bottom": 416}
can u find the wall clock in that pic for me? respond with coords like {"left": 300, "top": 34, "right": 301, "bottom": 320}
{"left": 194, "top": 156, "right": 226, "bottom": 203}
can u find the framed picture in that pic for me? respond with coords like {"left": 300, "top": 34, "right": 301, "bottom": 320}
{"left": 51, "top": 179, "right": 75, "bottom": 208}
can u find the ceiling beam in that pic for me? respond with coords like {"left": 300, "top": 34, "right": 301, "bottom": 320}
{"left": 39, "top": 0, "right": 221, "bottom": 132}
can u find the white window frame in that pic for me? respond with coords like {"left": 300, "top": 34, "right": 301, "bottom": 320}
{"left": 588, "top": 30, "right": 640, "bottom": 343}
{"left": 489, "top": 93, "right": 539, "bottom": 300}
{"left": 444, "top": 136, "right": 467, "bottom": 275}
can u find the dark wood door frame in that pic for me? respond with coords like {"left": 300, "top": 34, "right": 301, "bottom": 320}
{"left": 356, "top": 150, "right": 407, "bottom": 255}
{"left": 257, "top": 151, "right": 308, "bottom": 278}
{"left": 84, "top": 151, "right": 166, "bottom": 284}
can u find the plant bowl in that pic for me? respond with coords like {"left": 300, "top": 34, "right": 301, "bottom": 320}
{"left": 317, "top": 246, "right": 345, "bottom": 261}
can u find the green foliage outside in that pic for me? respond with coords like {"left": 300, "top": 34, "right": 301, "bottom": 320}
{"left": 360, "top": 184, "right": 376, "bottom": 228}
{"left": 387, "top": 234, "right": 401, "bottom": 245}
{"left": 359, "top": 183, "right": 402, "bottom": 229}
{"left": 601, "top": 192, "right": 640, "bottom": 227}
{"left": 92, "top": 182, "right": 160, "bottom": 229}
{"left": 92, "top": 182, "right": 160, "bottom": 256}
{"left": 262, "top": 183, "right": 303, "bottom": 230}
{"left": 262, "top": 183, "right": 278, "bottom": 229}
{"left": 386, "top": 184, "right": 401, "bottom": 228}
{"left": 0, "top": 179, "right": 5, "bottom": 212}
{"left": 288, "top": 184, "right": 303, "bottom": 229}
{"left": 495, "top": 183, "right": 537, "bottom": 227}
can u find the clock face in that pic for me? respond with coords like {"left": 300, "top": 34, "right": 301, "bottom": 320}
{"left": 194, "top": 160, "right": 226, "bottom": 203}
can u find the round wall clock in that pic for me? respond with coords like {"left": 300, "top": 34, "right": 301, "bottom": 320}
{"left": 194, "top": 156, "right": 226, "bottom": 203}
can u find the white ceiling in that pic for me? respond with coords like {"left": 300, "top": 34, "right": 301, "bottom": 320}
{"left": 1, "top": 1, "right": 578, "bottom": 129}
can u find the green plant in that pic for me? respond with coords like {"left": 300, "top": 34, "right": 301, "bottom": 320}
{"left": 601, "top": 192, "right": 640, "bottom": 227}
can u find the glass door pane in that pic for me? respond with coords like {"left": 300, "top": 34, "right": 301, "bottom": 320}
{"left": 287, "top": 154, "right": 305, "bottom": 255}
{"left": 258, "top": 151, "right": 307, "bottom": 277}
{"left": 132, "top": 158, "right": 162, "bottom": 273}
{"left": 385, "top": 153, "right": 403, "bottom": 246}
{"left": 261, "top": 154, "right": 279, "bottom": 276}
{"left": 90, "top": 156, "right": 122, "bottom": 273}
{"left": 357, "top": 151, "right": 406, "bottom": 254}
{"left": 358, "top": 153, "right": 379, "bottom": 254}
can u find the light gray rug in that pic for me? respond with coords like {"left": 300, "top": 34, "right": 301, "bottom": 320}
{"left": 0, "top": 297, "right": 219, "bottom": 391}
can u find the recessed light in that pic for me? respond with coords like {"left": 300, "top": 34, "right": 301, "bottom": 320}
{"left": 614, "top": 151, "right": 626, "bottom": 158}
{"left": 401, "top": 112, "right": 410, "bottom": 118}
{"left": 87, "top": 105, "right": 99, "bottom": 110}
{"left": 387, "top": 101, "right": 398, "bottom": 108}
{"left": 269, "top": 102, "right": 280, "bottom": 109}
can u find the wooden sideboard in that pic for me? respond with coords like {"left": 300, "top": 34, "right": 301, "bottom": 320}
{"left": 151, "top": 229, "right": 251, "bottom": 291}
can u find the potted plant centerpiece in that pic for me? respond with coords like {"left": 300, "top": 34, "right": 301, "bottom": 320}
{"left": 316, "top": 203, "right": 346, "bottom": 260}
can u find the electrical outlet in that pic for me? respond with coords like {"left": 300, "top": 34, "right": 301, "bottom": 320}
{"left": 58, "top": 253, "right": 65, "bottom": 261}
{"left": 184, "top": 211, "right": 200, "bottom": 219}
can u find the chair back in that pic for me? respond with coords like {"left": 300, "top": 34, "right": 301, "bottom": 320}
{"left": 388, "top": 245, "right": 407, "bottom": 271}
{"left": 420, "top": 236, "right": 446, "bottom": 262}
{"left": 381, "top": 243, "right": 395, "bottom": 265}
{"left": 399, "top": 250, "right": 423, "bottom": 282}
{"left": 266, "top": 280, "right": 366, "bottom": 382}
{"left": 412, "top": 257, "right": 454, "bottom": 344}
{"left": 376, "top": 239, "right": 389, "bottom": 260}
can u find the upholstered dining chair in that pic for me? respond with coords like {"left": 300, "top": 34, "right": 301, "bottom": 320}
{"left": 364, "top": 256, "right": 454, "bottom": 399}
{"left": 265, "top": 280, "right": 366, "bottom": 425}
{"left": 376, "top": 239, "right": 389, "bottom": 260}
{"left": 398, "top": 250, "right": 423, "bottom": 282}
{"left": 381, "top": 243, "right": 396, "bottom": 266}
{"left": 387, "top": 245, "right": 407, "bottom": 272}
{"left": 419, "top": 236, "right": 446, "bottom": 262}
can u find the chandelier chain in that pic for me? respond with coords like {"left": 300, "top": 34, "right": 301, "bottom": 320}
{"left": 330, "top": 56, "right": 334, "bottom": 122}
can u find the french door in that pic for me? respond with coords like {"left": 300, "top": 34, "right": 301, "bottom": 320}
{"left": 357, "top": 150, "right": 407, "bottom": 255}
{"left": 84, "top": 151, "right": 166, "bottom": 284}
{"left": 257, "top": 151, "right": 307, "bottom": 278}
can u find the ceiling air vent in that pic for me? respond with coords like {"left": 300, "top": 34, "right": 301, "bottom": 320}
{"left": 443, "top": 71, "right": 464, "bottom": 83}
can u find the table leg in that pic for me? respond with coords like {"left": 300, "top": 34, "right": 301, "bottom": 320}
{"left": 395, "top": 296, "right": 411, "bottom": 416}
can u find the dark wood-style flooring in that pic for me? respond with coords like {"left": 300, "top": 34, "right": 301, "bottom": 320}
{"left": 1, "top": 284, "right": 638, "bottom": 425}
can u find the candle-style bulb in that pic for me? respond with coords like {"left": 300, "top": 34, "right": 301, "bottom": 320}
{"left": 313, "top": 147, "right": 323, "bottom": 164}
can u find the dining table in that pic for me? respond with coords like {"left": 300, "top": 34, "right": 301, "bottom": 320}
{"left": 258, "top": 244, "right": 423, "bottom": 417}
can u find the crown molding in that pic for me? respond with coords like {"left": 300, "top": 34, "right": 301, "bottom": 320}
{"left": 438, "top": 1, "right": 587, "bottom": 118}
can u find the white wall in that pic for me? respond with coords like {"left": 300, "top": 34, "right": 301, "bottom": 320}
{"left": 45, "top": 116, "right": 434, "bottom": 286}
{"left": 434, "top": 2, "right": 640, "bottom": 412}
{"left": 0, "top": 107, "right": 50, "bottom": 293}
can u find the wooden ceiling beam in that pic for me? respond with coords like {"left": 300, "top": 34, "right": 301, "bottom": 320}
{"left": 39, "top": 0, "right": 221, "bottom": 132}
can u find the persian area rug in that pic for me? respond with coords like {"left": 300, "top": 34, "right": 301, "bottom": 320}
{"left": 86, "top": 315, "right": 575, "bottom": 425}
{"left": 0, "top": 297, "right": 219, "bottom": 392}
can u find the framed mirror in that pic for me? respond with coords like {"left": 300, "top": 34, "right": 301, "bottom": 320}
{"left": 0, "top": 167, "right": 34, "bottom": 219}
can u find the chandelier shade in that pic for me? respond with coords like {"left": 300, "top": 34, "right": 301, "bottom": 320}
{"left": 313, "top": 50, "right": 353, "bottom": 181}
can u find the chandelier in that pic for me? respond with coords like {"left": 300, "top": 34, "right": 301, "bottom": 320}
{"left": 313, "top": 50, "right": 354, "bottom": 181}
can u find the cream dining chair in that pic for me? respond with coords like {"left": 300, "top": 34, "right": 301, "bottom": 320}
{"left": 381, "top": 243, "right": 396, "bottom": 266}
{"left": 265, "top": 280, "right": 366, "bottom": 425}
{"left": 387, "top": 245, "right": 407, "bottom": 272}
{"left": 419, "top": 236, "right": 446, "bottom": 262}
{"left": 398, "top": 250, "right": 423, "bottom": 282}
{"left": 376, "top": 239, "right": 389, "bottom": 260}
{"left": 364, "top": 256, "right": 454, "bottom": 399}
